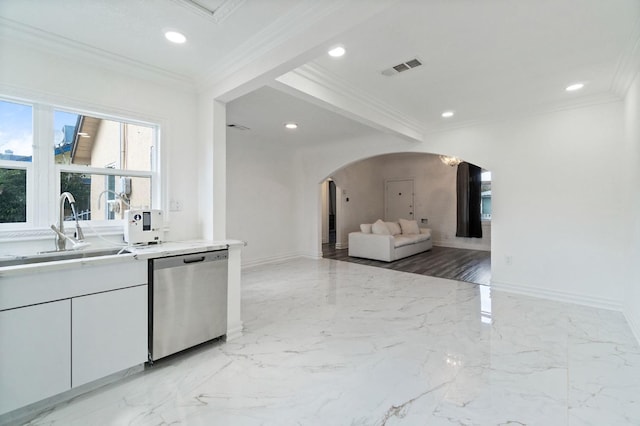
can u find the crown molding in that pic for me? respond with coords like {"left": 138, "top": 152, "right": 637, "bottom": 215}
{"left": 0, "top": 17, "right": 197, "bottom": 93}
{"left": 169, "top": 0, "right": 246, "bottom": 23}
{"left": 297, "top": 63, "right": 425, "bottom": 130}
{"left": 278, "top": 63, "right": 424, "bottom": 138}
{"left": 195, "top": 0, "right": 350, "bottom": 90}
{"left": 422, "top": 93, "right": 621, "bottom": 136}
{"left": 611, "top": 16, "right": 640, "bottom": 98}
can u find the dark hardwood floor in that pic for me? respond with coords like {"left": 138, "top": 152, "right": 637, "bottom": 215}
{"left": 322, "top": 244, "right": 491, "bottom": 286}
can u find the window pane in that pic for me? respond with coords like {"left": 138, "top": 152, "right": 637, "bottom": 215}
{"left": 54, "top": 112, "right": 153, "bottom": 171}
{"left": 54, "top": 110, "right": 79, "bottom": 165}
{"left": 61, "top": 172, "right": 151, "bottom": 221}
{"left": 0, "top": 100, "right": 33, "bottom": 162}
{"left": 0, "top": 168, "right": 27, "bottom": 223}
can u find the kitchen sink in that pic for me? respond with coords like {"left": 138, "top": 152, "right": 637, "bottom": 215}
{"left": 0, "top": 248, "right": 131, "bottom": 268}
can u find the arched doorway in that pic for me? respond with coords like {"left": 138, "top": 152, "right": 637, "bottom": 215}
{"left": 319, "top": 152, "right": 491, "bottom": 285}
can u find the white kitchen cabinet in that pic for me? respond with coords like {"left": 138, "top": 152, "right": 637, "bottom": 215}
{"left": 71, "top": 285, "right": 148, "bottom": 387}
{"left": 0, "top": 300, "right": 71, "bottom": 414}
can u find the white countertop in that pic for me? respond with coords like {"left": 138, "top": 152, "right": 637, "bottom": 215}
{"left": 125, "top": 239, "right": 244, "bottom": 259}
{"left": 0, "top": 240, "right": 245, "bottom": 277}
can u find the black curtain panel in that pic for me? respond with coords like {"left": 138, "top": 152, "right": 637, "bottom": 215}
{"left": 456, "top": 162, "right": 483, "bottom": 238}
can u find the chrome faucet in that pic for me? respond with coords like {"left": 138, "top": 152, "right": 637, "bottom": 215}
{"left": 97, "top": 189, "right": 130, "bottom": 212}
{"left": 52, "top": 192, "right": 86, "bottom": 251}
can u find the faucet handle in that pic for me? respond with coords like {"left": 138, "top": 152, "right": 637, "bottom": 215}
{"left": 75, "top": 223, "right": 84, "bottom": 241}
{"left": 75, "top": 224, "right": 85, "bottom": 241}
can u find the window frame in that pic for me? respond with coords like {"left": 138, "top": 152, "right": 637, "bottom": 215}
{"left": 0, "top": 96, "right": 160, "bottom": 237}
{"left": 480, "top": 170, "right": 492, "bottom": 222}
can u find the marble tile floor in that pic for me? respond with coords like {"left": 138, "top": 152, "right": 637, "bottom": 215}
{"left": 23, "top": 258, "right": 640, "bottom": 425}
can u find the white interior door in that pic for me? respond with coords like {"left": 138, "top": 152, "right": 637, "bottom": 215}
{"left": 385, "top": 179, "right": 414, "bottom": 221}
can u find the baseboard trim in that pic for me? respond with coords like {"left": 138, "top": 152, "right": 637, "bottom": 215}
{"left": 242, "top": 252, "right": 305, "bottom": 268}
{"left": 624, "top": 309, "right": 640, "bottom": 346}
{"left": 242, "top": 251, "right": 323, "bottom": 268}
{"left": 225, "top": 323, "right": 244, "bottom": 342}
{"left": 335, "top": 242, "right": 348, "bottom": 249}
{"left": 433, "top": 240, "right": 490, "bottom": 252}
{"left": 491, "top": 279, "right": 623, "bottom": 312}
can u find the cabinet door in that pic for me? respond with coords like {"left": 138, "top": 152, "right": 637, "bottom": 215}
{"left": 0, "top": 300, "right": 71, "bottom": 415}
{"left": 72, "top": 285, "right": 147, "bottom": 388}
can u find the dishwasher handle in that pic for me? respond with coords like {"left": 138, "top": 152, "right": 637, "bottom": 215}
{"left": 152, "top": 250, "right": 228, "bottom": 270}
{"left": 183, "top": 256, "right": 205, "bottom": 264}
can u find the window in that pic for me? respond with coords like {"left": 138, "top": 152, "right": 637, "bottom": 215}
{"left": 0, "top": 99, "right": 32, "bottom": 224}
{"left": 54, "top": 111, "right": 155, "bottom": 223}
{"left": 481, "top": 170, "right": 492, "bottom": 220}
{"left": 0, "top": 96, "right": 158, "bottom": 229}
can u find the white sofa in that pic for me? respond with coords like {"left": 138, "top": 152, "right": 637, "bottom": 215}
{"left": 348, "top": 219, "right": 432, "bottom": 262}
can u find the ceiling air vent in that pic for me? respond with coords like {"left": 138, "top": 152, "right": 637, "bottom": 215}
{"left": 227, "top": 123, "right": 250, "bottom": 131}
{"left": 382, "top": 57, "right": 423, "bottom": 76}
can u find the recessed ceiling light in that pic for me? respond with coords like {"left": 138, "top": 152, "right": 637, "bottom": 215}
{"left": 328, "top": 46, "right": 346, "bottom": 57}
{"left": 566, "top": 83, "right": 584, "bottom": 92}
{"left": 441, "top": 111, "right": 455, "bottom": 118}
{"left": 165, "top": 31, "right": 187, "bottom": 44}
{"left": 285, "top": 123, "right": 298, "bottom": 129}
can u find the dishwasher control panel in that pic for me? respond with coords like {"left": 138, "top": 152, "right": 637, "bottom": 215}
{"left": 211, "top": 251, "right": 227, "bottom": 261}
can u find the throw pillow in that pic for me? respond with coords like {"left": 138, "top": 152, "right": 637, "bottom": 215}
{"left": 385, "top": 221, "right": 402, "bottom": 235}
{"left": 399, "top": 218, "right": 420, "bottom": 234}
{"left": 360, "top": 223, "right": 372, "bottom": 234}
{"left": 372, "top": 219, "right": 390, "bottom": 235}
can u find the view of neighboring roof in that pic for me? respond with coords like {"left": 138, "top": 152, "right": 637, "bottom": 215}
{"left": 0, "top": 149, "right": 30, "bottom": 161}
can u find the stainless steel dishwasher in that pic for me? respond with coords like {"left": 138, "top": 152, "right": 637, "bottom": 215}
{"left": 149, "top": 250, "right": 228, "bottom": 362}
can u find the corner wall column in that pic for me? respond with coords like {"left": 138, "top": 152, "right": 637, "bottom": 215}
{"left": 198, "top": 95, "right": 227, "bottom": 240}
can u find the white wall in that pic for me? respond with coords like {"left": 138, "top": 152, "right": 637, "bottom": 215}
{"left": 624, "top": 71, "right": 640, "bottom": 342}
{"left": 290, "top": 101, "right": 631, "bottom": 310}
{"left": 226, "top": 131, "right": 302, "bottom": 265}
{"left": 0, "top": 37, "right": 201, "bottom": 248}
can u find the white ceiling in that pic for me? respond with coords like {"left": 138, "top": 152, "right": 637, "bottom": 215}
{"left": 0, "top": 0, "right": 302, "bottom": 81}
{"left": 308, "top": 0, "right": 640, "bottom": 131}
{"left": 1, "top": 0, "right": 639, "bottom": 141}
{"left": 226, "top": 86, "right": 380, "bottom": 145}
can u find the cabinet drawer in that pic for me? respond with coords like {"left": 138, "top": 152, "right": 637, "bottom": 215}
{"left": 0, "top": 300, "right": 71, "bottom": 415}
{"left": 72, "top": 285, "right": 148, "bottom": 387}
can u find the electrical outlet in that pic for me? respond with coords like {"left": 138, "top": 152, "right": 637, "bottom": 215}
{"left": 421, "top": 218, "right": 428, "bottom": 224}
{"left": 169, "top": 199, "right": 183, "bottom": 212}
{"left": 505, "top": 255, "right": 513, "bottom": 266}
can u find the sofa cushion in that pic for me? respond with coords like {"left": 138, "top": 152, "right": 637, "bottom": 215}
{"left": 372, "top": 219, "right": 390, "bottom": 235}
{"left": 399, "top": 218, "right": 419, "bottom": 235}
{"left": 385, "top": 221, "right": 402, "bottom": 235}
{"left": 394, "top": 233, "right": 431, "bottom": 248}
{"left": 360, "top": 223, "right": 372, "bottom": 234}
